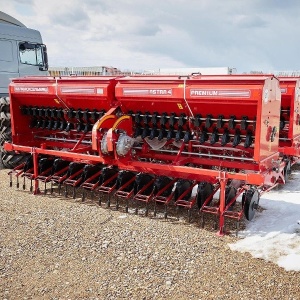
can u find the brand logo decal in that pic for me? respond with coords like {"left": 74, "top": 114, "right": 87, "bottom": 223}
{"left": 190, "top": 89, "right": 251, "bottom": 97}
{"left": 14, "top": 87, "right": 48, "bottom": 93}
{"left": 123, "top": 88, "right": 172, "bottom": 96}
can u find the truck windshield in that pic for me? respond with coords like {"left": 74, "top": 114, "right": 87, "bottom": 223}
{"left": 19, "top": 42, "right": 47, "bottom": 69}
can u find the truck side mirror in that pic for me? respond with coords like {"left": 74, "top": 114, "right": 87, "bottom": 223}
{"left": 39, "top": 44, "right": 48, "bottom": 71}
{"left": 19, "top": 42, "right": 36, "bottom": 51}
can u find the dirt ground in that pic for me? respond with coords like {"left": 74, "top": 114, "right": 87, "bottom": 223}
{"left": 0, "top": 169, "right": 299, "bottom": 300}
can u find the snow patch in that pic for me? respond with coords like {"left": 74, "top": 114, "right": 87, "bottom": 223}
{"left": 229, "top": 166, "right": 300, "bottom": 272}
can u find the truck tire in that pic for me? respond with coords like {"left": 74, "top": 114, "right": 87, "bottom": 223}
{"left": 0, "top": 96, "right": 29, "bottom": 169}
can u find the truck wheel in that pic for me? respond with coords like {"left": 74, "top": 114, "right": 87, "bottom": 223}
{"left": 0, "top": 97, "right": 29, "bottom": 169}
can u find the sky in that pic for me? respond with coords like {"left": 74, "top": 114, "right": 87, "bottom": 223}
{"left": 229, "top": 165, "right": 300, "bottom": 272}
{"left": 0, "top": 0, "right": 300, "bottom": 73}
{"left": 2, "top": 0, "right": 300, "bottom": 73}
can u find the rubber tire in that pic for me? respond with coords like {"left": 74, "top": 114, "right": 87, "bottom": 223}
{"left": 243, "top": 188, "right": 259, "bottom": 221}
{"left": 0, "top": 96, "right": 29, "bottom": 169}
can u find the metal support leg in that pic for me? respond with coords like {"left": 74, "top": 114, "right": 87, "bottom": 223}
{"left": 217, "top": 175, "right": 227, "bottom": 236}
{"left": 33, "top": 150, "right": 40, "bottom": 195}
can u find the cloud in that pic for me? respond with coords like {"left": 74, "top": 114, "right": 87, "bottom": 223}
{"left": 233, "top": 15, "right": 267, "bottom": 28}
{"left": 1, "top": 0, "right": 300, "bottom": 72}
{"left": 49, "top": 7, "right": 90, "bottom": 30}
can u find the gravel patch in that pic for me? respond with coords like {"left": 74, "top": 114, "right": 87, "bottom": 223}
{"left": 0, "top": 169, "right": 299, "bottom": 299}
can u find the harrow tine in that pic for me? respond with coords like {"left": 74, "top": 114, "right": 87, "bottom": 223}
{"left": 176, "top": 206, "right": 180, "bottom": 220}
{"left": 58, "top": 183, "right": 62, "bottom": 195}
{"left": 214, "top": 215, "right": 218, "bottom": 230}
{"left": 72, "top": 186, "right": 76, "bottom": 199}
{"left": 145, "top": 203, "right": 149, "bottom": 217}
{"left": 201, "top": 212, "right": 205, "bottom": 228}
{"left": 8, "top": 162, "right": 26, "bottom": 188}
{"left": 82, "top": 189, "right": 86, "bottom": 202}
{"left": 236, "top": 221, "right": 240, "bottom": 237}
{"left": 188, "top": 209, "right": 192, "bottom": 223}
{"left": 106, "top": 195, "right": 110, "bottom": 208}
{"left": 44, "top": 181, "right": 47, "bottom": 194}
{"left": 9, "top": 173, "right": 13, "bottom": 187}
{"left": 164, "top": 205, "right": 168, "bottom": 219}
{"left": 115, "top": 196, "right": 119, "bottom": 210}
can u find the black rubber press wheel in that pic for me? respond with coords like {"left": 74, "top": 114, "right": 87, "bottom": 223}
{"left": 243, "top": 188, "right": 259, "bottom": 221}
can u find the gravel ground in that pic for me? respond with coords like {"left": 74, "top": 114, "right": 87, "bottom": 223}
{"left": 0, "top": 169, "right": 299, "bottom": 300}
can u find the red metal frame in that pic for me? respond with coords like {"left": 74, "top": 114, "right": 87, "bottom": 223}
{"left": 5, "top": 74, "right": 300, "bottom": 236}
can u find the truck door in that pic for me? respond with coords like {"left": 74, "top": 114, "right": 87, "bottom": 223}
{"left": 0, "top": 39, "right": 18, "bottom": 97}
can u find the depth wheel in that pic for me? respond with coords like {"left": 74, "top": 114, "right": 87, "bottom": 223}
{"left": 243, "top": 188, "right": 259, "bottom": 221}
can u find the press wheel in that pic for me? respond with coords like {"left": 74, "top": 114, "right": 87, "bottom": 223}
{"left": 243, "top": 189, "right": 259, "bottom": 221}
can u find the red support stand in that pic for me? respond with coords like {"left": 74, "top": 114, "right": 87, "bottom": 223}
{"left": 217, "top": 173, "right": 227, "bottom": 236}
{"left": 33, "top": 149, "right": 40, "bottom": 195}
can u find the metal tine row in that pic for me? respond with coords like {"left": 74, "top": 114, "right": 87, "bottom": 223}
{"left": 9, "top": 156, "right": 245, "bottom": 229}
